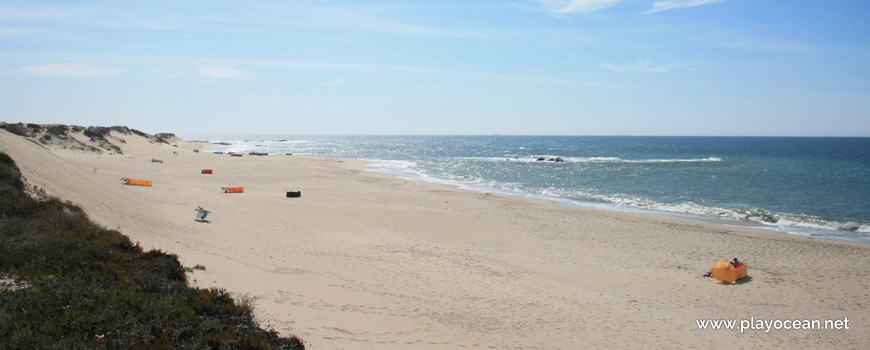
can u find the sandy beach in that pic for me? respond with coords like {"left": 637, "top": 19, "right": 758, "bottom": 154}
{"left": 1, "top": 129, "right": 867, "bottom": 349}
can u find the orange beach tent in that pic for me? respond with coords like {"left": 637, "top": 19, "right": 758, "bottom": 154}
{"left": 711, "top": 261, "right": 748, "bottom": 284}
{"left": 220, "top": 185, "right": 244, "bottom": 193}
{"left": 121, "top": 177, "right": 152, "bottom": 186}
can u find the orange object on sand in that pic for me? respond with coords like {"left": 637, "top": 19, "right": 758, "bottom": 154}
{"left": 711, "top": 261, "right": 748, "bottom": 284}
{"left": 122, "top": 177, "right": 152, "bottom": 186}
{"left": 226, "top": 187, "right": 244, "bottom": 193}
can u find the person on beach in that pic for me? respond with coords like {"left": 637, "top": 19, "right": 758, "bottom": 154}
{"left": 732, "top": 258, "right": 741, "bottom": 268}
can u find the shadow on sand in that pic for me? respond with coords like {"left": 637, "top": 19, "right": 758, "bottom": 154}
{"left": 722, "top": 276, "right": 753, "bottom": 285}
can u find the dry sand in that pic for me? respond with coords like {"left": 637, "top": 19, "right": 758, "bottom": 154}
{"left": 1, "top": 129, "right": 868, "bottom": 349}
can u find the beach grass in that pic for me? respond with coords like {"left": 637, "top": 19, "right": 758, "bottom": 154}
{"left": 0, "top": 152, "right": 304, "bottom": 349}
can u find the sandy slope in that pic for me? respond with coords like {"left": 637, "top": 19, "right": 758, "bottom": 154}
{"left": 1, "top": 129, "right": 868, "bottom": 349}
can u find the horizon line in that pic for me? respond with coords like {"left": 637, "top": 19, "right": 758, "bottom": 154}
{"left": 178, "top": 133, "right": 870, "bottom": 139}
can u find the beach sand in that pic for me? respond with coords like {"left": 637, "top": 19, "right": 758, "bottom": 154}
{"left": 1, "top": 129, "right": 868, "bottom": 349}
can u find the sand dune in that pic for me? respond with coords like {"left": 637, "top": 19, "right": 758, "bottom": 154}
{"left": 1, "top": 127, "right": 868, "bottom": 349}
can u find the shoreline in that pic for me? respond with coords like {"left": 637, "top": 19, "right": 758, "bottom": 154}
{"left": 199, "top": 136, "right": 870, "bottom": 245}
{"left": 2, "top": 129, "right": 868, "bottom": 349}
{"left": 200, "top": 139, "right": 865, "bottom": 245}
{"left": 318, "top": 155, "right": 870, "bottom": 245}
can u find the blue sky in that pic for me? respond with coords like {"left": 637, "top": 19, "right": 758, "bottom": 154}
{"left": 0, "top": 0, "right": 868, "bottom": 136}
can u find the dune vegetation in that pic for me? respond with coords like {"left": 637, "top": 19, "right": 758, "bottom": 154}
{"left": 0, "top": 151, "right": 304, "bottom": 349}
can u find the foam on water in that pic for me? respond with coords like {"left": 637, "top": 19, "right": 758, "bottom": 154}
{"left": 360, "top": 160, "right": 869, "bottom": 243}
{"left": 363, "top": 159, "right": 429, "bottom": 179}
{"left": 466, "top": 156, "right": 723, "bottom": 163}
{"left": 190, "top": 135, "right": 870, "bottom": 244}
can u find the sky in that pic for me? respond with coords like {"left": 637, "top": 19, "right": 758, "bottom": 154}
{"left": 0, "top": 0, "right": 868, "bottom": 136}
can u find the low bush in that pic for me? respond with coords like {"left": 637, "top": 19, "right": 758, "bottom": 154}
{"left": 47, "top": 125, "right": 69, "bottom": 136}
{"left": 1, "top": 123, "right": 30, "bottom": 137}
{"left": 0, "top": 152, "right": 304, "bottom": 349}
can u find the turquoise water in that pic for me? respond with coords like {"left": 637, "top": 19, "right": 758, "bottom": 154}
{"left": 193, "top": 136, "right": 870, "bottom": 243}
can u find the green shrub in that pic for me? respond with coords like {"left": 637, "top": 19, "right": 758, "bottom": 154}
{"left": 154, "top": 133, "right": 176, "bottom": 144}
{"left": 1, "top": 123, "right": 29, "bottom": 137}
{"left": 0, "top": 152, "right": 304, "bottom": 349}
{"left": 47, "top": 125, "right": 69, "bottom": 136}
{"left": 83, "top": 126, "right": 110, "bottom": 139}
{"left": 110, "top": 126, "right": 131, "bottom": 135}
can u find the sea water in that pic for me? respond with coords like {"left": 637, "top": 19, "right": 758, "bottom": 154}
{"left": 190, "top": 135, "right": 870, "bottom": 243}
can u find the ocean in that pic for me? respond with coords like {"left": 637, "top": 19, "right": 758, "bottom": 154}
{"left": 190, "top": 135, "right": 870, "bottom": 243}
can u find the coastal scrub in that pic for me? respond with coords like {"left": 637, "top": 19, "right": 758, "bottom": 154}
{"left": 0, "top": 152, "right": 304, "bottom": 349}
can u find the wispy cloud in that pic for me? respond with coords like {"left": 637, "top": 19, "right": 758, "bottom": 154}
{"left": 718, "top": 38, "right": 812, "bottom": 53}
{"left": 21, "top": 63, "right": 120, "bottom": 78}
{"left": 235, "top": 2, "right": 493, "bottom": 39}
{"left": 647, "top": 0, "right": 724, "bottom": 14}
{"left": 539, "top": 0, "right": 622, "bottom": 14}
{"left": 197, "top": 66, "right": 251, "bottom": 79}
{"left": 13, "top": 52, "right": 646, "bottom": 90}
{"left": 0, "top": 26, "right": 37, "bottom": 38}
{"left": 0, "top": 4, "right": 187, "bottom": 32}
{"left": 328, "top": 9, "right": 489, "bottom": 39}
{"left": 319, "top": 77, "right": 344, "bottom": 87}
{"left": 600, "top": 59, "right": 668, "bottom": 73}
{"left": 150, "top": 68, "right": 182, "bottom": 79}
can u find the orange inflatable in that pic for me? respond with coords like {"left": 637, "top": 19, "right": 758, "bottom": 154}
{"left": 220, "top": 186, "right": 244, "bottom": 193}
{"left": 122, "top": 177, "right": 152, "bottom": 186}
{"left": 711, "top": 261, "right": 748, "bottom": 284}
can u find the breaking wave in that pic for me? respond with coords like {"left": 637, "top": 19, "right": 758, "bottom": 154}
{"left": 465, "top": 156, "right": 723, "bottom": 163}
{"left": 364, "top": 160, "right": 869, "bottom": 243}
{"left": 194, "top": 135, "right": 870, "bottom": 244}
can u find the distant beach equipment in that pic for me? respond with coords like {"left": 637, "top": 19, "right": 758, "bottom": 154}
{"left": 230, "top": 154, "right": 243, "bottom": 157}
{"left": 195, "top": 206, "right": 211, "bottom": 221}
{"left": 201, "top": 169, "right": 213, "bottom": 174}
{"left": 213, "top": 151, "right": 223, "bottom": 154}
{"left": 711, "top": 261, "right": 748, "bottom": 284}
{"left": 286, "top": 191, "right": 301, "bottom": 198}
{"left": 220, "top": 185, "right": 244, "bottom": 193}
{"left": 121, "top": 177, "right": 152, "bottom": 186}
{"left": 151, "top": 158, "right": 163, "bottom": 164}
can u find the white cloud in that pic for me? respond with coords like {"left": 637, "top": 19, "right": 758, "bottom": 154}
{"left": 150, "top": 68, "right": 182, "bottom": 79}
{"left": 0, "top": 26, "right": 36, "bottom": 38}
{"left": 647, "top": 0, "right": 724, "bottom": 14}
{"left": 540, "top": 0, "right": 622, "bottom": 14}
{"left": 197, "top": 66, "right": 251, "bottom": 79}
{"left": 319, "top": 77, "right": 344, "bottom": 87}
{"left": 600, "top": 59, "right": 668, "bottom": 73}
{"left": 21, "top": 63, "right": 120, "bottom": 78}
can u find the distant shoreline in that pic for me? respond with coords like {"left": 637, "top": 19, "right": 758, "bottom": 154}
{"left": 201, "top": 135, "right": 870, "bottom": 244}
